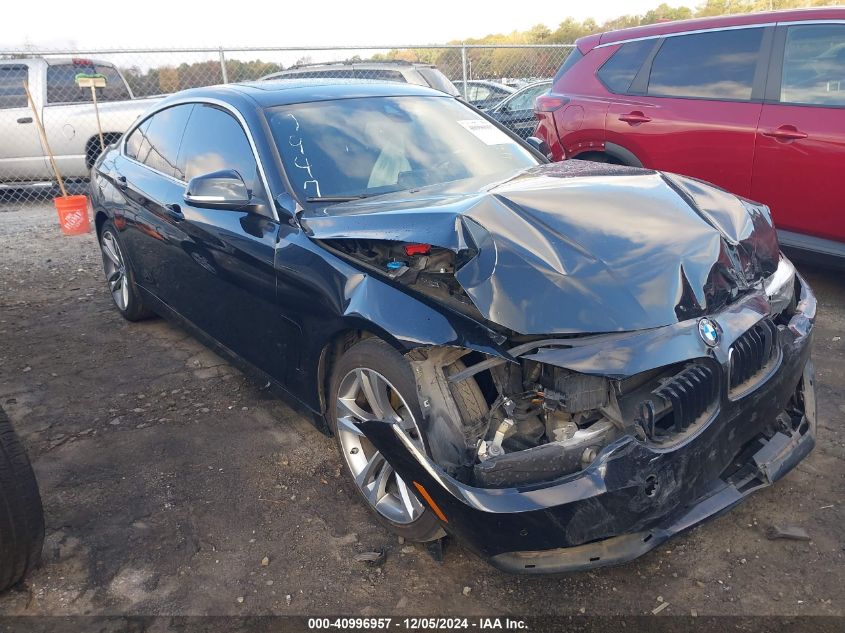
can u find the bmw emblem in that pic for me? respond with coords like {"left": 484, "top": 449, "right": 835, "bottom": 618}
{"left": 698, "top": 318, "right": 720, "bottom": 347}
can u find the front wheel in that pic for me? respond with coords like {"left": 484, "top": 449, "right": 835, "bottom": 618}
{"left": 329, "top": 338, "right": 445, "bottom": 542}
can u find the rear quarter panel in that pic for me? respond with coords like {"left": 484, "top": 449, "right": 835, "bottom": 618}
{"left": 539, "top": 46, "right": 617, "bottom": 160}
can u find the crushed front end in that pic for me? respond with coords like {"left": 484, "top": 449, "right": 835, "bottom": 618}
{"left": 359, "top": 263, "right": 816, "bottom": 573}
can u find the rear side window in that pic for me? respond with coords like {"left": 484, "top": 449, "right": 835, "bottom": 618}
{"left": 597, "top": 40, "right": 653, "bottom": 93}
{"left": 648, "top": 28, "right": 764, "bottom": 100}
{"left": 176, "top": 104, "right": 260, "bottom": 187}
{"left": 780, "top": 24, "right": 845, "bottom": 106}
{"left": 0, "top": 65, "right": 28, "bottom": 109}
{"left": 133, "top": 104, "right": 194, "bottom": 178}
{"left": 46, "top": 63, "right": 131, "bottom": 104}
{"left": 124, "top": 118, "right": 150, "bottom": 160}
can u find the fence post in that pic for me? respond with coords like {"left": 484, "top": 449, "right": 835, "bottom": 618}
{"left": 460, "top": 44, "right": 468, "bottom": 99}
{"left": 219, "top": 47, "right": 229, "bottom": 84}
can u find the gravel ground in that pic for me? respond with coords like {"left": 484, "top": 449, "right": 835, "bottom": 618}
{"left": 0, "top": 198, "right": 843, "bottom": 617}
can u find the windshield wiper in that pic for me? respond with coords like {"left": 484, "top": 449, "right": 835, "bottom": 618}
{"left": 305, "top": 195, "right": 369, "bottom": 203}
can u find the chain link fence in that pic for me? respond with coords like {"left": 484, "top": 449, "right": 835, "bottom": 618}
{"left": 0, "top": 44, "right": 573, "bottom": 206}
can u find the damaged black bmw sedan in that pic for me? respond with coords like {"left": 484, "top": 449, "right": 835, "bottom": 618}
{"left": 91, "top": 80, "right": 817, "bottom": 573}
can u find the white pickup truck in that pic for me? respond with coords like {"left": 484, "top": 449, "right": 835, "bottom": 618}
{"left": 0, "top": 57, "right": 162, "bottom": 188}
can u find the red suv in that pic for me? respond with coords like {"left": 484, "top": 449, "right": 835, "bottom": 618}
{"left": 535, "top": 8, "right": 845, "bottom": 261}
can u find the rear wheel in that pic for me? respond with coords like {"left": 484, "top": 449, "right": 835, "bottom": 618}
{"left": 98, "top": 220, "right": 153, "bottom": 321}
{"left": 0, "top": 407, "right": 44, "bottom": 593}
{"left": 329, "top": 338, "right": 444, "bottom": 542}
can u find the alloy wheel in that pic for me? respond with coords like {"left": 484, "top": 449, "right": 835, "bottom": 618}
{"left": 335, "top": 368, "right": 425, "bottom": 525}
{"left": 100, "top": 230, "right": 130, "bottom": 311}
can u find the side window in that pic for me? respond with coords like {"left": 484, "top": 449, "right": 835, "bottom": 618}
{"left": 136, "top": 104, "right": 193, "bottom": 178}
{"left": 597, "top": 40, "right": 654, "bottom": 93}
{"left": 47, "top": 64, "right": 87, "bottom": 103}
{"left": 294, "top": 69, "right": 354, "bottom": 79}
{"left": 354, "top": 69, "right": 405, "bottom": 82}
{"left": 648, "top": 28, "right": 764, "bottom": 100}
{"left": 124, "top": 118, "right": 151, "bottom": 160}
{"left": 475, "top": 85, "right": 492, "bottom": 101}
{"left": 0, "top": 65, "right": 28, "bottom": 109}
{"left": 507, "top": 85, "right": 547, "bottom": 111}
{"left": 177, "top": 104, "right": 261, "bottom": 193}
{"left": 780, "top": 24, "right": 845, "bottom": 106}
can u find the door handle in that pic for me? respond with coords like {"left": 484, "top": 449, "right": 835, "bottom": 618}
{"left": 16, "top": 117, "right": 33, "bottom": 124}
{"left": 762, "top": 125, "right": 808, "bottom": 141}
{"left": 619, "top": 111, "right": 652, "bottom": 125}
{"left": 164, "top": 203, "right": 184, "bottom": 222}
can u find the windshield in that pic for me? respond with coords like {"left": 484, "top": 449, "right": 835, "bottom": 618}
{"left": 265, "top": 96, "right": 538, "bottom": 202}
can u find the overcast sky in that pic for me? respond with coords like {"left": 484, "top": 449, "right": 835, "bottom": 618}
{"left": 4, "top": 0, "right": 698, "bottom": 49}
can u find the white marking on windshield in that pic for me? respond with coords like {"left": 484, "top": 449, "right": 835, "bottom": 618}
{"left": 286, "top": 113, "right": 322, "bottom": 198}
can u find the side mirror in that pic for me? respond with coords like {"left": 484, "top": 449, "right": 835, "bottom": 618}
{"left": 526, "top": 136, "right": 551, "bottom": 158}
{"left": 184, "top": 169, "right": 253, "bottom": 210}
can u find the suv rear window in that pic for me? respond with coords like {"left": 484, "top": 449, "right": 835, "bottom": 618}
{"left": 597, "top": 40, "right": 653, "bottom": 93}
{"left": 647, "top": 28, "right": 764, "bottom": 101}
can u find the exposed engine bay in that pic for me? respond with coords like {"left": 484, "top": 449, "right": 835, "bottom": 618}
{"left": 405, "top": 345, "right": 735, "bottom": 489}
{"left": 322, "top": 239, "right": 483, "bottom": 321}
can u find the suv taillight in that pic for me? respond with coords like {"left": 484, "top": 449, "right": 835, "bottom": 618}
{"left": 534, "top": 95, "right": 570, "bottom": 113}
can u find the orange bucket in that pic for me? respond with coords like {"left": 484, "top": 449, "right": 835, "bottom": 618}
{"left": 54, "top": 195, "right": 91, "bottom": 236}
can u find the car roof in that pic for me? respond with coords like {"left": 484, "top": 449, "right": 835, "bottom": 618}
{"left": 262, "top": 61, "right": 437, "bottom": 79}
{"left": 279, "top": 60, "right": 436, "bottom": 70}
{"left": 592, "top": 7, "right": 845, "bottom": 47}
{"left": 153, "top": 79, "right": 449, "bottom": 110}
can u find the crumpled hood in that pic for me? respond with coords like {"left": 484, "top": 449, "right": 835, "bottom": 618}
{"left": 301, "top": 162, "right": 779, "bottom": 334}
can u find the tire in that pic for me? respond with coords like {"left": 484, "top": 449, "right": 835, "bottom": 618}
{"left": 0, "top": 406, "right": 44, "bottom": 593}
{"left": 98, "top": 220, "right": 154, "bottom": 321}
{"left": 329, "top": 338, "right": 445, "bottom": 542}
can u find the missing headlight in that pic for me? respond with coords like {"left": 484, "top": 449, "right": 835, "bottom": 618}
{"left": 765, "top": 256, "right": 796, "bottom": 316}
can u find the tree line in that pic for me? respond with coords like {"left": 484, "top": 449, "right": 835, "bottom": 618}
{"left": 113, "top": 0, "right": 838, "bottom": 95}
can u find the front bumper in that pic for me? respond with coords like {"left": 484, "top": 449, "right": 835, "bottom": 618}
{"left": 359, "top": 276, "right": 817, "bottom": 574}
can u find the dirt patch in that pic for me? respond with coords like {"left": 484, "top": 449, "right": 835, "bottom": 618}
{"left": 0, "top": 198, "right": 843, "bottom": 616}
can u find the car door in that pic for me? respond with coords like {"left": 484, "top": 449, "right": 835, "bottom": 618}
{"left": 170, "top": 103, "right": 296, "bottom": 379}
{"left": 0, "top": 63, "right": 50, "bottom": 181}
{"left": 604, "top": 27, "right": 771, "bottom": 198}
{"left": 114, "top": 103, "right": 195, "bottom": 307}
{"left": 752, "top": 22, "right": 845, "bottom": 247}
